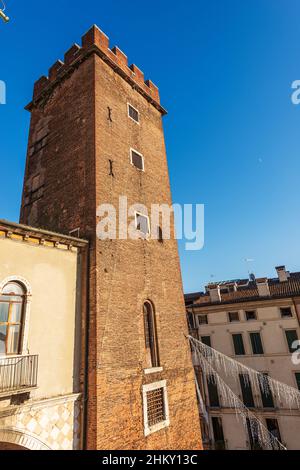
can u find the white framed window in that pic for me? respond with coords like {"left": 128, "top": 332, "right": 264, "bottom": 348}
{"left": 130, "top": 148, "right": 144, "bottom": 171}
{"left": 135, "top": 212, "right": 150, "bottom": 237}
{"left": 144, "top": 367, "right": 163, "bottom": 375}
{"left": 197, "top": 314, "right": 208, "bottom": 326}
{"left": 128, "top": 103, "right": 140, "bottom": 124}
{"left": 142, "top": 380, "right": 170, "bottom": 436}
{"left": 0, "top": 282, "right": 25, "bottom": 356}
{"left": 0, "top": 276, "right": 32, "bottom": 357}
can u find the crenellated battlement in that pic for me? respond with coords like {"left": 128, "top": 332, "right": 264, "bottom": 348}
{"left": 27, "top": 25, "right": 165, "bottom": 114}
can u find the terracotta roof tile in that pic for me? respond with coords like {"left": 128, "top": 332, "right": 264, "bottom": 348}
{"left": 185, "top": 272, "right": 300, "bottom": 307}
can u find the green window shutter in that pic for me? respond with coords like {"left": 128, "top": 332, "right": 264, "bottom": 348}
{"left": 285, "top": 330, "right": 298, "bottom": 353}
{"left": 250, "top": 332, "right": 264, "bottom": 355}
{"left": 207, "top": 375, "right": 220, "bottom": 407}
{"left": 258, "top": 373, "right": 274, "bottom": 408}
{"left": 212, "top": 417, "right": 226, "bottom": 450}
{"left": 232, "top": 334, "right": 245, "bottom": 355}
{"left": 239, "top": 374, "right": 255, "bottom": 407}
{"left": 266, "top": 419, "right": 282, "bottom": 449}
{"left": 201, "top": 336, "right": 211, "bottom": 347}
{"left": 295, "top": 373, "right": 300, "bottom": 391}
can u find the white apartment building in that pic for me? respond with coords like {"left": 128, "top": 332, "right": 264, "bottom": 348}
{"left": 186, "top": 266, "right": 300, "bottom": 450}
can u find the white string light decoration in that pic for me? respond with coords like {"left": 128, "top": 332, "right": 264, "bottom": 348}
{"left": 188, "top": 336, "right": 297, "bottom": 450}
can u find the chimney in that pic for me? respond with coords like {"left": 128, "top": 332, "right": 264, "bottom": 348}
{"left": 276, "top": 266, "right": 289, "bottom": 283}
{"left": 256, "top": 278, "right": 270, "bottom": 297}
{"left": 227, "top": 282, "right": 238, "bottom": 292}
{"left": 207, "top": 284, "right": 221, "bottom": 303}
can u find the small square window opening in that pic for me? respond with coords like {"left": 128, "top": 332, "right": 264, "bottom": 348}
{"left": 228, "top": 312, "right": 239, "bottom": 323}
{"left": 135, "top": 212, "right": 150, "bottom": 237}
{"left": 246, "top": 311, "right": 257, "bottom": 321}
{"left": 128, "top": 104, "right": 139, "bottom": 123}
{"left": 130, "top": 149, "right": 144, "bottom": 171}
{"left": 280, "top": 307, "right": 293, "bottom": 318}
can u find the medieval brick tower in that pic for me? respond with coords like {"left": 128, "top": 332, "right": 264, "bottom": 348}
{"left": 20, "top": 25, "right": 202, "bottom": 450}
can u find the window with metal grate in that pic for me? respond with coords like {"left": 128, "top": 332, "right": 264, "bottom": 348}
{"left": 198, "top": 314, "right": 208, "bottom": 325}
{"left": 146, "top": 387, "right": 166, "bottom": 427}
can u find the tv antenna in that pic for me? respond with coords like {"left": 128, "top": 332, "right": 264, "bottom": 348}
{"left": 243, "top": 258, "right": 255, "bottom": 278}
{"left": 0, "top": 1, "right": 9, "bottom": 23}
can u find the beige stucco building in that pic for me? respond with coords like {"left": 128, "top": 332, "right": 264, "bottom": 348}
{"left": 186, "top": 266, "right": 300, "bottom": 450}
{"left": 0, "top": 220, "right": 88, "bottom": 450}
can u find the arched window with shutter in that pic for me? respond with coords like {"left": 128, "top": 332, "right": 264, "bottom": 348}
{"left": 0, "top": 282, "right": 25, "bottom": 355}
{"left": 143, "top": 301, "right": 160, "bottom": 368}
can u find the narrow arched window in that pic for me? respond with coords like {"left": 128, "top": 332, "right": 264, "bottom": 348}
{"left": 157, "top": 226, "right": 163, "bottom": 243}
{"left": 0, "top": 282, "right": 25, "bottom": 355}
{"left": 143, "top": 301, "right": 160, "bottom": 368}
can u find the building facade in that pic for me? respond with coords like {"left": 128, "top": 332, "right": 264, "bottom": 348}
{"left": 0, "top": 220, "right": 88, "bottom": 450}
{"left": 0, "top": 25, "right": 202, "bottom": 450}
{"left": 186, "top": 266, "right": 300, "bottom": 450}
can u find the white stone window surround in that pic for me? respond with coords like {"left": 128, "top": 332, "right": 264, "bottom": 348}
{"left": 127, "top": 103, "right": 140, "bottom": 124}
{"left": 142, "top": 379, "right": 170, "bottom": 437}
{"left": 0, "top": 275, "right": 32, "bottom": 356}
{"left": 130, "top": 148, "right": 145, "bottom": 172}
{"left": 144, "top": 367, "right": 164, "bottom": 375}
{"left": 135, "top": 211, "right": 150, "bottom": 237}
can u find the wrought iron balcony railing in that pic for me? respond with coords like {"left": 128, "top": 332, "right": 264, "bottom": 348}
{"left": 0, "top": 355, "right": 38, "bottom": 395}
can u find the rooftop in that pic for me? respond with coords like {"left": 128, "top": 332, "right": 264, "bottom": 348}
{"left": 0, "top": 219, "right": 88, "bottom": 249}
{"left": 185, "top": 268, "right": 300, "bottom": 308}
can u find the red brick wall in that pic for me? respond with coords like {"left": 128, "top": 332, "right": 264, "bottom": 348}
{"left": 20, "top": 26, "right": 202, "bottom": 450}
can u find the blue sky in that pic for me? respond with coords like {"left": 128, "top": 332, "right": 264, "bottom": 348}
{"left": 1, "top": 0, "right": 300, "bottom": 293}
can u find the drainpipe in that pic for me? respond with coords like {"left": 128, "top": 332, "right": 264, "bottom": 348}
{"left": 293, "top": 297, "right": 300, "bottom": 327}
